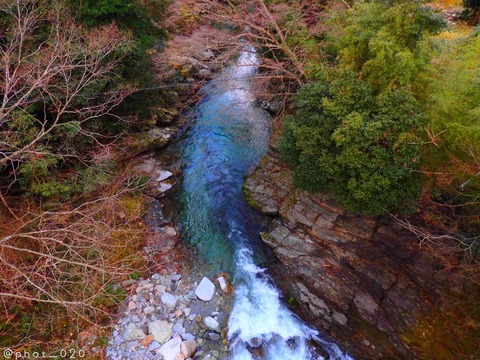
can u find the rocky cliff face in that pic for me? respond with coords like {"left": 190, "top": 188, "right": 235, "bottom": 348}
{"left": 245, "top": 150, "right": 461, "bottom": 359}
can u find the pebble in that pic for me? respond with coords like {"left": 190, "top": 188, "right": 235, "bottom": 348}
{"left": 206, "top": 332, "right": 221, "bottom": 341}
{"left": 180, "top": 340, "right": 197, "bottom": 357}
{"left": 181, "top": 333, "right": 195, "bottom": 341}
{"left": 204, "top": 317, "right": 220, "bottom": 332}
{"left": 105, "top": 271, "right": 230, "bottom": 360}
{"left": 144, "top": 306, "right": 155, "bottom": 315}
{"left": 148, "top": 340, "right": 161, "bottom": 351}
{"left": 142, "top": 335, "right": 154, "bottom": 347}
{"left": 217, "top": 276, "right": 228, "bottom": 292}
{"left": 173, "top": 323, "right": 185, "bottom": 334}
{"left": 156, "top": 170, "right": 173, "bottom": 182}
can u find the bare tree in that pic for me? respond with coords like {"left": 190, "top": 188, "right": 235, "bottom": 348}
{"left": 0, "top": 0, "right": 147, "bottom": 346}
{"left": 0, "top": 0, "right": 133, "bottom": 187}
{"left": 0, "top": 172, "right": 148, "bottom": 344}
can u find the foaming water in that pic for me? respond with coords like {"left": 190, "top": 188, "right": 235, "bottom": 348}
{"left": 180, "top": 46, "right": 352, "bottom": 359}
{"left": 228, "top": 247, "right": 352, "bottom": 360}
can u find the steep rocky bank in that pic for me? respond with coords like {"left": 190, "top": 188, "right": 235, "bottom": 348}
{"left": 245, "top": 149, "right": 463, "bottom": 359}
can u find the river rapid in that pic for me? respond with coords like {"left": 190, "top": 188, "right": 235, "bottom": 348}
{"left": 180, "top": 46, "right": 352, "bottom": 360}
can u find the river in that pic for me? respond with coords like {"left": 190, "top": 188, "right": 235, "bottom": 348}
{"left": 180, "top": 46, "right": 352, "bottom": 360}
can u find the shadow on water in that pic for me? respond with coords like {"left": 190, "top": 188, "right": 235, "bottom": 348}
{"left": 177, "top": 46, "right": 353, "bottom": 360}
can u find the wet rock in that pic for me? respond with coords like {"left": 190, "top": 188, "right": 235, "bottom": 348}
{"left": 248, "top": 337, "right": 263, "bottom": 348}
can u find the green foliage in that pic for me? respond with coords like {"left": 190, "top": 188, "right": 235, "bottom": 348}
{"left": 94, "top": 284, "right": 127, "bottom": 308}
{"left": 77, "top": 0, "right": 134, "bottom": 25}
{"left": 70, "top": 0, "right": 170, "bottom": 120}
{"left": 280, "top": 0, "right": 447, "bottom": 215}
{"left": 335, "top": 1, "right": 445, "bottom": 93}
{"left": 424, "top": 32, "right": 480, "bottom": 166}
{"left": 281, "top": 70, "right": 423, "bottom": 215}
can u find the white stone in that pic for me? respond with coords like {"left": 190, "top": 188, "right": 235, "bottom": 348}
{"left": 131, "top": 328, "right": 146, "bottom": 341}
{"left": 148, "top": 320, "right": 172, "bottom": 344}
{"left": 158, "top": 337, "right": 182, "bottom": 360}
{"left": 156, "top": 170, "right": 173, "bottom": 182}
{"left": 195, "top": 277, "right": 215, "bottom": 301}
{"left": 158, "top": 182, "right": 173, "bottom": 193}
{"left": 124, "top": 323, "right": 141, "bottom": 341}
{"left": 203, "top": 316, "right": 220, "bottom": 332}
{"left": 144, "top": 306, "right": 155, "bottom": 315}
{"left": 172, "top": 323, "right": 185, "bottom": 334}
{"left": 155, "top": 285, "right": 167, "bottom": 293}
{"left": 148, "top": 340, "right": 161, "bottom": 350}
{"left": 161, "top": 292, "right": 178, "bottom": 309}
{"left": 142, "top": 283, "right": 154, "bottom": 290}
{"left": 164, "top": 227, "right": 177, "bottom": 236}
{"left": 181, "top": 333, "right": 195, "bottom": 341}
{"left": 217, "top": 276, "right": 228, "bottom": 292}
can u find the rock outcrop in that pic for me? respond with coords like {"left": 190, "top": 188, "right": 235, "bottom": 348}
{"left": 245, "top": 150, "right": 461, "bottom": 359}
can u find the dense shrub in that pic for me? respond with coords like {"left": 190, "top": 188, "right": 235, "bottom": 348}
{"left": 280, "top": 0, "right": 445, "bottom": 215}
{"left": 281, "top": 71, "right": 423, "bottom": 215}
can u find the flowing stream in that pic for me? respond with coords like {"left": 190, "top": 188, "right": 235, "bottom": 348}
{"left": 180, "top": 47, "right": 352, "bottom": 360}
